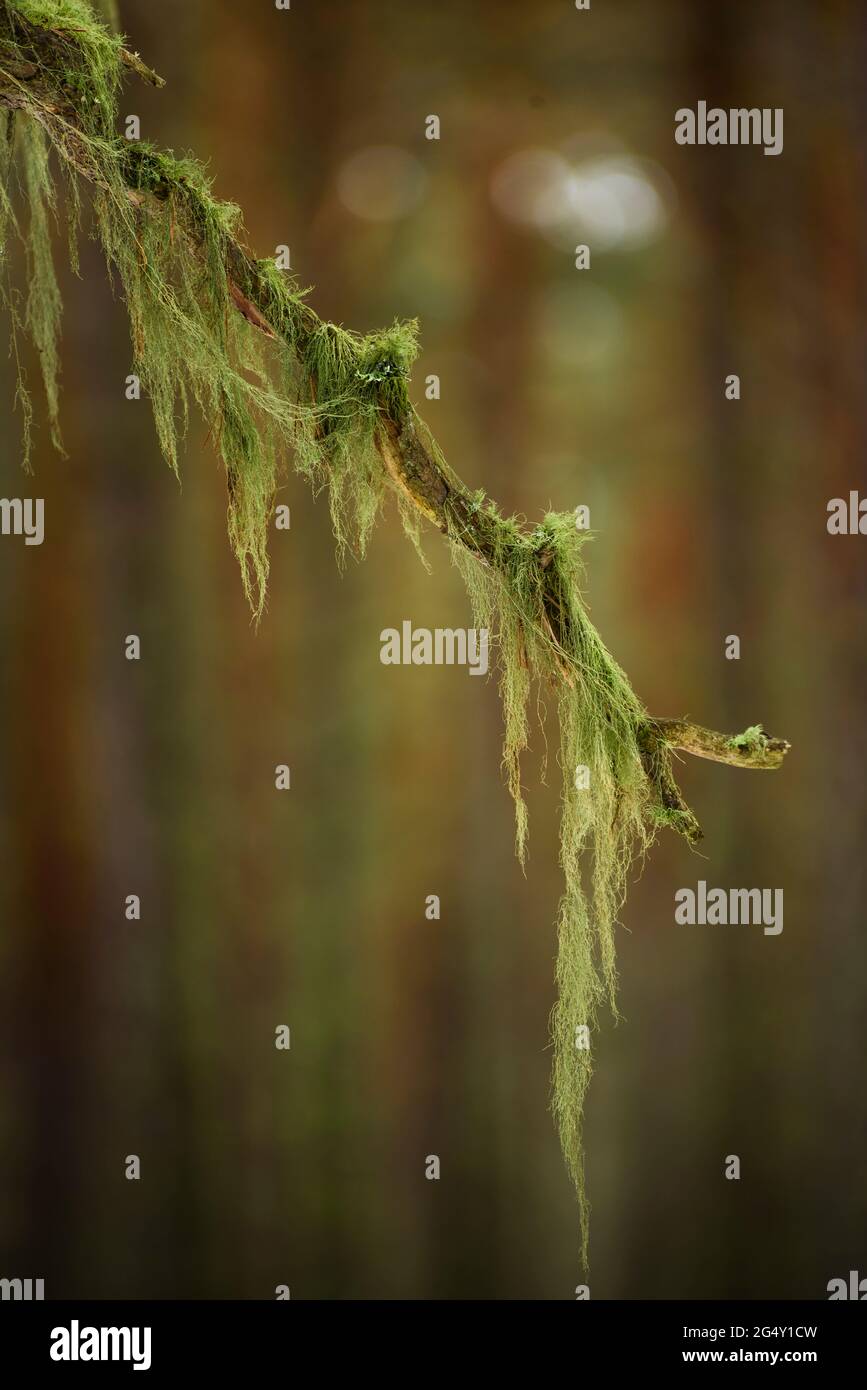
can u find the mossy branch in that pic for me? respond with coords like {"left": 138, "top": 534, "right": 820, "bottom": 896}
{"left": 0, "top": 0, "right": 790, "bottom": 1268}
{"left": 651, "top": 719, "right": 790, "bottom": 770}
{"left": 0, "top": 1, "right": 790, "bottom": 814}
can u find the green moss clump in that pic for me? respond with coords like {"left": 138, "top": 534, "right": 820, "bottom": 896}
{"left": 728, "top": 724, "right": 766, "bottom": 753}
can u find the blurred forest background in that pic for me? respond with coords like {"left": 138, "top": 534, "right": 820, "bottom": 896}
{"left": 0, "top": 0, "right": 865, "bottom": 1299}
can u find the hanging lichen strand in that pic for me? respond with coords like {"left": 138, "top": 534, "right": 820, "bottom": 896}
{"left": 0, "top": 0, "right": 790, "bottom": 1268}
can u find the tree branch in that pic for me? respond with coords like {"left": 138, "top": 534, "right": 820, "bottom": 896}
{"left": 0, "top": 5, "right": 791, "bottom": 843}
{"left": 650, "top": 719, "right": 790, "bottom": 770}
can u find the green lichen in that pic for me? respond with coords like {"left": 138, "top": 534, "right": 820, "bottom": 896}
{"left": 0, "top": 0, "right": 418, "bottom": 612}
{"left": 728, "top": 724, "right": 766, "bottom": 753}
{"left": 0, "top": 0, "right": 689, "bottom": 1269}
{"left": 445, "top": 496, "right": 656, "bottom": 1265}
{"left": 292, "top": 316, "right": 419, "bottom": 563}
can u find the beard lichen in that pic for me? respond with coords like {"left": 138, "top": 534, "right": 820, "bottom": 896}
{"left": 1, "top": 0, "right": 420, "bottom": 612}
{"left": 0, "top": 0, "right": 694, "bottom": 1269}
{"left": 446, "top": 504, "right": 656, "bottom": 1264}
